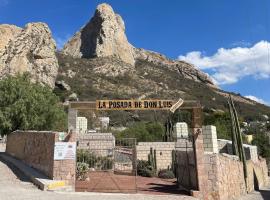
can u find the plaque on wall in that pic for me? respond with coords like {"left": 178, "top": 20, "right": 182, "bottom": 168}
{"left": 54, "top": 142, "right": 76, "bottom": 160}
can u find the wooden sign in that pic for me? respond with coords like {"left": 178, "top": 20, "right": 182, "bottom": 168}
{"left": 96, "top": 99, "right": 176, "bottom": 110}
{"left": 69, "top": 99, "right": 200, "bottom": 111}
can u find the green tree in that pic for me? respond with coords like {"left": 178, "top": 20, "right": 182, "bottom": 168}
{"left": 0, "top": 74, "right": 67, "bottom": 136}
{"left": 116, "top": 122, "right": 164, "bottom": 142}
{"left": 252, "top": 133, "right": 270, "bottom": 160}
{"left": 203, "top": 112, "right": 231, "bottom": 139}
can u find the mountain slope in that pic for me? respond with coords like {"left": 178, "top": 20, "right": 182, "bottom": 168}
{"left": 56, "top": 53, "right": 270, "bottom": 120}
{"left": 55, "top": 3, "right": 270, "bottom": 122}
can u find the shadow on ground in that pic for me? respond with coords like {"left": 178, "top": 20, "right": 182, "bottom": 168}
{"left": 137, "top": 180, "right": 190, "bottom": 196}
{"left": 258, "top": 189, "right": 270, "bottom": 200}
{"left": 0, "top": 152, "right": 31, "bottom": 183}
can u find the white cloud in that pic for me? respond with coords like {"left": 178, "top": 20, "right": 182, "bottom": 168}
{"left": 178, "top": 40, "right": 270, "bottom": 85}
{"left": 245, "top": 95, "right": 268, "bottom": 105}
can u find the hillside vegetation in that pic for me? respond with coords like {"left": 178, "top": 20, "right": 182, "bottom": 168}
{"left": 55, "top": 53, "right": 270, "bottom": 123}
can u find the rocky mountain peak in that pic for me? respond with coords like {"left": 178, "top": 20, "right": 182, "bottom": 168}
{"left": 62, "top": 3, "right": 135, "bottom": 65}
{"left": 0, "top": 24, "right": 22, "bottom": 55}
{"left": 0, "top": 22, "right": 59, "bottom": 88}
{"left": 62, "top": 3, "right": 216, "bottom": 87}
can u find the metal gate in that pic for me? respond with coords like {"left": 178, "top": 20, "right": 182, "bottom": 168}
{"left": 175, "top": 136, "right": 198, "bottom": 191}
{"left": 76, "top": 138, "right": 137, "bottom": 193}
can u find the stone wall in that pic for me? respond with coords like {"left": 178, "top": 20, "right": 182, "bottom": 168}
{"left": 217, "top": 139, "right": 233, "bottom": 154}
{"left": 217, "top": 139, "right": 258, "bottom": 163}
{"left": 204, "top": 153, "right": 246, "bottom": 200}
{"left": 6, "top": 131, "right": 76, "bottom": 187}
{"left": 6, "top": 131, "right": 56, "bottom": 178}
{"left": 246, "top": 158, "right": 270, "bottom": 192}
{"left": 204, "top": 153, "right": 269, "bottom": 200}
{"left": 77, "top": 133, "right": 115, "bottom": 156}
{"left": 136, "top": 142, "right": 175, "bottom": 170}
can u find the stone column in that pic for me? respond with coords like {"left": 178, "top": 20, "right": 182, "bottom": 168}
{"left": 202, "top": 125, "right": 218, "bottom": 153}
{"left": 191, "top": 107, "right": 209, "bottom": 199}
{"left": 53, "top": 132, "right": 76, "bottom": 190}
{"left": 68, "top": 108, "right": 77, "bottom": 133}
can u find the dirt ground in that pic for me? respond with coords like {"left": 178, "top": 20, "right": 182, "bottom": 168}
{"left": 76, "top": 171, "right": 189, "bottom": 195}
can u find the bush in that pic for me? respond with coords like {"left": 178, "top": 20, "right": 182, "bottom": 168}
{"left": 116, "top": 122, "right": 164, "bottom": 142}
{"left": 252, "top": 133, "right": 270, "bottom": 160}
{"left": 0, "top": 74, "right": 67, "bottom": 136}
{"left": 77, "top": 149, "right": 113, "bottom": 170}
{"left": 137, "top": 160, "right": 156, "bottom": 177}
{"left": 76, "top": 162, "right": 89, "bottom": 180}
{"left": 203, "top": 112, "right": 232, "bottom": 140}
{"left": 158, "top": 169, "right": 175, "bottom": 179}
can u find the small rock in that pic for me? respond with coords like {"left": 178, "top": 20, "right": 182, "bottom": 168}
{"left": 68, "top": 93, "right": 78, "bottom": 101}
{"left": 55, "top": 80, "right": 71, "bottom": 91}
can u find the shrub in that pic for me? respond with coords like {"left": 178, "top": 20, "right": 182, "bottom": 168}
{"left": 116, "top": 122, "right": 164, "bottom": 142}
{"left": 158, "top": 169, "right": 175, "bottom": 179}
{"left": 252, "top": 133, "right": 270, "bottom": 160}
{"left": 77, "top": 149, "right": 113, "bottom": 170}
{"left": 100, "top": 157, "right": 113, "bottom": 170}
{"left": 0, "top": 74, "right": 67, "bottom": 136}
{"left": 137, "top": 160, "right": 156, "bottom": 177}
{"left": 76, "top": 162, "right": 89, "bottom": 180}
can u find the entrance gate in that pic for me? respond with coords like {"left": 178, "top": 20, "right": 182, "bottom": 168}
{"left": 70, "top": 100, "right": 207, "bottom": 196}
{"left": 76, "top": 138, "right": 137, "bottom": 193}
{"left": 175, "top": 137, "right": 197, "bottom": 191}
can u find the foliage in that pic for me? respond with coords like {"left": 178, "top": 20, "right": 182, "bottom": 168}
{"left": 0, "top": 74, "right": 67, "bottom": 136}
{"left": 76, "top": 162, "right": 89, "bottom": 180}
{"left": 137, "top": 160, "right": 156, "bottom": 177}
{"left": 252, "top": 133, "right": 270, "bottom": 160}
{"left": 116, "top": 122, "right": 164, "bottom": 142}
{"left": 203, "top": 112, "right": 232, "bottom": 140}
{"left": 171, "top": 111, "right": 192, "bottom": 127}
{"left": 56, "top": 53, "right": 270, "bottom": 128}
{"left": 77, "top": 149, "right": 113, "bottom": 170}
{"left": 158, "top": 169, "right": 175, "bottom": 179}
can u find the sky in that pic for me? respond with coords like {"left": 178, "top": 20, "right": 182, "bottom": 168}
{"left": 1, "top": 0, "right": 270, "bottom": 105}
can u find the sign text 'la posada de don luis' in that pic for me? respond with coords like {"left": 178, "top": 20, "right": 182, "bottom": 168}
{"left": 96, "top": 99, "right": 175, "bottom": 110}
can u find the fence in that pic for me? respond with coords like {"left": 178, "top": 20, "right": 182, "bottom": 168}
{"left": 76, "top": 138, "right": 137, "bottom": 193}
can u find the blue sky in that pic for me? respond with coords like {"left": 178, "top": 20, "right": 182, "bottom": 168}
{"left": 1, "top": 0, "right": 270, "bottom": 105}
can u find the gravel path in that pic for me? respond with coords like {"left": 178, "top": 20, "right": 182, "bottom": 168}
{"left": 0, "top": 152, "right": 196, "bottom": 200}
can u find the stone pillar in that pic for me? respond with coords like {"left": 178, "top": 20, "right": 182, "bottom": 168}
{"left": 68, "top": 108, "right": 77, "bottom": 133}
{"left": 191, "top": 107, "right": 208, "bottom": 199}
{"left": 53, "top": 132, "right": 76, "bottom": 190}
{"left": 203, "top": 125, "right": 218, "bottom": 153}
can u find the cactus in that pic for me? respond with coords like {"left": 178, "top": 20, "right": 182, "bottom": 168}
{"left": 228, "top": 99, "right": 239, "bottom": 156}
{"left": 164, "top": 116, "right": 174, "bottom": 142}
{"left": 171, "top": 150, "right": 176, "bottom": 175}
{"left": 153, "top": 149, "right": 157, "bottom": 171}
{"left": 148, "top": 147, "right": 157, "bottom": 172}
{"left": 228, "top": 95, "right": 248, "bottom": 189}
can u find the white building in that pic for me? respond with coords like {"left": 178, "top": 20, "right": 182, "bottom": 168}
{"left": 76, "top": 117, "right": 88, "bottom": 134}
